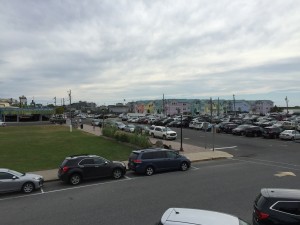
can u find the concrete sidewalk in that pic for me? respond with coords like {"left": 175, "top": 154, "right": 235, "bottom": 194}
{"left": 32, "top": 124, "right": 233, "bottom": 181}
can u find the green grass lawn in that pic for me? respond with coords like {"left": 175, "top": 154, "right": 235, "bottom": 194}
{"left": 0, "top": 125, "right": 134, "bottom": 172}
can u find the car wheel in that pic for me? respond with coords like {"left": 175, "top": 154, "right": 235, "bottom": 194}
{"left": 163, "top": 135, "right": 166, "bottom": 140}
{"left": 112, "top": 168, "right": 123, "bottom": 179}
{"left": 145, "top": 166, "right": 154, "bottom": 176}
{"left": 180, "top": 162, "right": 189, "bottom": 171}
{"left": 151, "top": 133, "right": 154, "bottom": 138}
{"left": 69, "top": 173, "right": 81, "bottom": 185}
{"left": 22, "top": 182, "right": 34, "bottom": 193}
{"left": 291, "top": 137, "right": 295, "bottom": 141}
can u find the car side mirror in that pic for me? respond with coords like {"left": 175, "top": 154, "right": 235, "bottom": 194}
{"left": 104, "top": 161, "right": 108, "bottom": 165}
{"left": 12, "top": 176, "right": 18, "bottom": 180}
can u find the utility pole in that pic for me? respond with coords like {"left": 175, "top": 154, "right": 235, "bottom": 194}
{"left": 285, "top": 96, "right": 289, "bottom": 115}
{"left": 210, "top": 97, "right": 213, "bottom": 122}
{"left": 233, "top": 94, "right": 236, "bottom": 116}
{"left": 54, "top": 97, "right": 56, "bottom": 106}
{"left": 217, "top": 97, "right": 220, "bottom": 116}
{"left": 162, "top": 94, "right": 165, "bottom": 117}
{"left": 68, "top": 90, "right": 72, "bottom": 123}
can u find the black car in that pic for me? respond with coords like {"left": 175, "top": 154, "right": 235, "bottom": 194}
{"left": 128, "top": 148, "right": 191, "bottom": 176}
{"left": 223, "top": 123, "right": 239, "bottom": 134}
{"left": 232, "top": 125, "right": 252, "bottom": 135}
{"left": 58, "top": 154, "right": 126, "bottom": 185}
{"left": 244, "top": 126, "right": 264, "bottom": 137}
{"left": 262, "top": 126, "right": 283, "bottom": 139}
{"left": 253, "top": 188, "right": 300, "bottom": 225}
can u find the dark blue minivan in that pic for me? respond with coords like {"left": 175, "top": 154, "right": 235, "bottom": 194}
{"left": 128, "top": 148, "right": 191, "bottom": 176}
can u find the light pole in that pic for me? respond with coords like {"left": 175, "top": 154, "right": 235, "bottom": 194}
{"left": 102, "top": 108, "right": 105, "bottom": 129}
{"left": 180, "top": 114, "right": 183, "bottom": 151}
{"left": 285, "top": 96, "right": 289, "bottom": 115}
{"left": 233, "top": 94, "right": 236, "bottom": 116}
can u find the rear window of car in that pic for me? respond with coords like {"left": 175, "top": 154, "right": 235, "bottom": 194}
{"left": 272, "top": 201, "right": 300, "bottom": 216}
{"left": 129, "top": 152, "right": 139, "bottom": 160}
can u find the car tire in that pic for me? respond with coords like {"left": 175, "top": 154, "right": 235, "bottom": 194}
{"left": 69, "top": 173, "right": 81, "bottom": 185}
{"left": 145, "top": 166, "right": 154, "bottom": 176}
{"left": 22, "top": 182, "right": 35, "bottom": 193}
{"left": 151, "top": 133, "right": 154, "bottom": 138}
{"left": 180, "top": 162, "right": 189, "bottom": 171}
{"left": 112, "top": 168, "right": 123, "bottom": 179}
{"left": 163, "top": 135, "right": 166, "bottom": 140}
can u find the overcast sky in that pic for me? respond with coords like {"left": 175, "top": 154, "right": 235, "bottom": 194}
{"left": 0, "top": 0, "right": 299, "bottom": 107}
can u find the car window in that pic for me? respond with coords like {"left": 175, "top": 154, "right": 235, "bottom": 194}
{"left": 94, "top": 157, "right": 106, "bottom": 164}
{"left": 272, "top": 201, "right": 300, "bottom": 216}
{"left": 79, "top": 158, "right": 94, "bottom": 165}
{"left": 155, "top": 151, "right": 167, "bottom": 158}
{"left": 141, "top": 152, "right": 156, "bottom": 159}
{"left": 166, "top": 151, "right": 177, "bottom": 159}
{"left": 0, "top": 172, "right": 14, "bottom": 180}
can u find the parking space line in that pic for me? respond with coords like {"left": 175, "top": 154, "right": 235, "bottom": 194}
{"left": 40, "top": 187, "right": 44, "bottom": 194}
{"left": 0, "top": 178, "right": 133, "bottom": 202}
{"left": 190, "top": 166, "right": 199, "bottom": 170}
{"left": 231, "top": 158, "right": 300, "bottom": 171}
{"left": 213, "top": 146, "right": 237, "bottom": 150}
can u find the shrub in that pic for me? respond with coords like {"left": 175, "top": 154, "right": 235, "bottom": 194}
{"left": 102, "top": 127, "right": 152, "bottom": 148}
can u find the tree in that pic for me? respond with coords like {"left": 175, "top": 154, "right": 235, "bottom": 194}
{"left": 55, "top": 106, "right": 65, "bottom": 114}
{"left": 270, "top": 105, "right": 283, "bottom": 113}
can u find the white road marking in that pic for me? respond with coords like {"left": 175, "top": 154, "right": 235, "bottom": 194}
{"left": 0, "top": 177, "right": 133, "bottom": 202}
{"left": 231, "top": 158, "right": 300, "bottom": 171}
{"left": 190, "top": 166, "right": 199, "bottom": 170}
{"left": 213, "top": 146, "right": 237, "bottom": 150}
{"left": 40, "top": 187, "right": 44, "bottom": 194}
{"left": 274, "top": 172, "right": 296, "bottom": 177}
{"left": 184, "top": 138, "right": 190, "bottom": 140}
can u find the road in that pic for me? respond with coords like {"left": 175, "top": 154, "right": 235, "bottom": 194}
{"left": 1, "top": 158, "right": 299, "bottom": 225}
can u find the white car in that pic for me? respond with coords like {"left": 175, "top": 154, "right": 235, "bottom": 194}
{"left": 158, "top": 208, "right": 250, "bottom": 225}
{"left": 279, "top": 130, "right": 300, "bottom": 140}
{"left": 150, "top": 126, "right": 177, "bottom": 140}
{"left": 0, "top": 121, "right": 6, "bottom": 127}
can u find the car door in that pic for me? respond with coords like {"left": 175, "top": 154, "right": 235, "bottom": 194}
{"left": 92, "top": 157, "right": 112, "bottom": 178}
{"left": 165, "top": 151, "right": 182, "bottom": 169}
{"left": 0, "top": 172, "right": 20, "bottom": 193}
{"left": 78, "top": 158, "right": 96, "bottom": 179}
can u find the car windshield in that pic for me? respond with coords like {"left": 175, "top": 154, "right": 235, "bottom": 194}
{"left": 8, "top": 169, "right": 24, "bottom": 177}
{"left": 162, "top": 127, "right": 173, "bottom": 132}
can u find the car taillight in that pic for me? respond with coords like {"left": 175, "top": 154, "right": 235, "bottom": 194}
{"left": 255, "top": 209, "right": 269, "bottom": 220}
{"left": 133, "top": 159, "right": 142, "bottom": 164}
{"left": 62, "top": 166, "right": 69, "bottom": 172}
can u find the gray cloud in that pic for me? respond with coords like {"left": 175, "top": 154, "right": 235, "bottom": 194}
{"left": 0, "top": 0, "right": 300, "bottom": 106}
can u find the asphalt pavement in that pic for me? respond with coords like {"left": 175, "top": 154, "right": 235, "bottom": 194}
{"left": 31, "top": 124, "right": 232, "bottom": 181}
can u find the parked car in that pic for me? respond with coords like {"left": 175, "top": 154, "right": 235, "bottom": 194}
{"left": 223, "top": 123, "right": 238, "bottom": 133}
{"left": 158, "top": 208, "right": 250, "bottom": 225}
{"left": 58, "top": 154, "right": 126, "bottom": 185}
{"left": 124, "top": 124, "right": 136, "bottom": 133}
{"left": 253, "top": 188, "right": 300, "bottom": 225}
{"left": 232, "top": 125, "right": 252, "bottom": 135}
{"left": 91, "top": 119, "right": 102, "bottom": 127}
{"left": 279, "top": 130, "right": 300, "bottom": 140}
{"left": 114, "top": 121, "right": 126, "bottom": 130}
{"left": 149, "top": 126, "right": 177, "bottom": 140}
{"left": 128, "top": 148, "right": 190, "bottom": 176}
{"left": 215, "top": 122, "right": 233, "bottom": 133}
{"left": 244, "top": 126, "right": 264, "bottom": 137}
{"left": 0, "top": 121, "right": 6, "bottom": 127}
{"left": 262, "top": 126, "right": 283, "bottom": 139}
{"left": 0, "top": 168, "right": 44, "bottom": 193}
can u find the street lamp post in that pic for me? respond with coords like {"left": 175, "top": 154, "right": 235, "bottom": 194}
{"left": 102, "top": 108, "right": 105, "bottom": 129}
{"left": 180, "top": 114, "right": 183, "bottom": 151}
